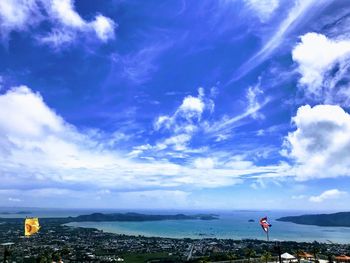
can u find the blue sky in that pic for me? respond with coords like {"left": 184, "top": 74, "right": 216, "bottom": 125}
{"left": 0, "top": 0, "right": 350, "bottom": 210}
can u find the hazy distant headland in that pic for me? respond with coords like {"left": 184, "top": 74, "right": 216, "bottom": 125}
{"left": 0, "top": 211, "right": 32, "bottom": 215}
{"left": 0, "top": 212, "right": 219, "bottom": 223}
{"left": 69, "top": 212, "right": 219, "bottom": 222}
{"left": 277, "top": 212, "right": 350, "bottom": 227}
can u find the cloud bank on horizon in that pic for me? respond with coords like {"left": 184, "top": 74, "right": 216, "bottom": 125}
{"left": 0, "top": 0, "right": 349, "bottom": 210}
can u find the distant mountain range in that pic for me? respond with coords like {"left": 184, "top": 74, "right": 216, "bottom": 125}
{"left": 0, "top": 212, "right": 219, "bottom": 224}
{"left": 277, "top": 212, "right": 350, "bottom": 227}
{"left": 0, "top": 211, "right": 31, "bottom": 215}
{"left": 69, "top": 212, "right": 219, "bottom": 222}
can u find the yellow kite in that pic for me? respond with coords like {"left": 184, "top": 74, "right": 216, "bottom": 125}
{"left": 24, "top": 218, "right": 40, "bottom": 236}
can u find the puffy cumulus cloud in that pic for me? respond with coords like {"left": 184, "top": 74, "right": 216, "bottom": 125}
{"left": 91, "top": 15, "right": 115, "bottom": 42}
{"left": 283, "top": 104, "right": 350, "bottom": 180}
{"left": 0, "top": 86, "right": 65, "bottom": 138}
{"left": 0, "top": 0, "right": 116, "bottom": 47}
{"left": 244, "top": 0, "right": 279, "bottom": 22}
{"left": 0, "top": 86, "right": 284, "bottom": 193}
{"left": 150, "top": 88, "right": 215, "bottom": 153}
{"left": 293, "top": 33, "right": 350, "bottom": 106}
{"left": 179, "top": 96, "right": 205, "bottom": 120}
{"left": 309, "top": 189, "right": 347, "bottom": 203}
{"left": 155, "top": 88, "right": 212, "bottom": 132}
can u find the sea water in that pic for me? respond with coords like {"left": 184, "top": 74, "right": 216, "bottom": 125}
{"left": 1, "top": 208, "right": 349, "bottom": 243}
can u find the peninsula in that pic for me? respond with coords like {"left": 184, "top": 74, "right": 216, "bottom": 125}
{"left": 277, "top": 212, "right": 350, "bottom": 227}
{"left": 67, "top": 212, "right": 219, "bottom": 222}
{"left": 0, "top": 212, "right": 219, "bottom": 224}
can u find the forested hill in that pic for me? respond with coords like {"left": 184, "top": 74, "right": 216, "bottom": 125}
{"left": 0, "top": 212, "right": 219, "bottom": 224}
{"left": 71, "top": 212, "right": 218, "bottom": 222}
{"left": 277, "top": 212, "right": 350, "bottom": 227}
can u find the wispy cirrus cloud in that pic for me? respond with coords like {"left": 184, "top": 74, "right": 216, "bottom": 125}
{"left": 204, "top": 81, "right": 269, "bottom": 139}
{"left": 110, "top": 41, "right": 172, "bottom": 85}
{"left": 230, "top": 0, "right": 331, "bottom": 82}
{"left": 243, "top": 0, "right": 280, "bottom": 22}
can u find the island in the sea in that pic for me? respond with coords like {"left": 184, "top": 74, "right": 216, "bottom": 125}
{"left": 0, "top": 211, "right": 32, "bottom": 215}
{"left": 277, "top": 211, "right": 350, "bottom": 227}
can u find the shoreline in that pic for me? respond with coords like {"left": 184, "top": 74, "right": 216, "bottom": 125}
{"left": 2, "top": 211, "right": 350, "bottom": 244}
{"left": 64, "top": 221, "right": 349, "bottom": 245}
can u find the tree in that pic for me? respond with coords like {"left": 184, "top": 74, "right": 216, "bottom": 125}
{"left": 228, "top": 252, "right": 237, "bottom": 263}
{"left": 198, "top": 256, "right": 210, "bottom": 263}
{"left": 327, "top": 253, "right": 334, "bottom": 263}
{"left": 261, "top": 251, "right": 272, "bottom": 263}
{"left": 245, "top": 248, "right": 256, "bottom": 263}
{"left": 52, "top": 252, "right": 61, "bottom": 262}
{"left": 312, "top": 242, "right": 320, "bottom": 263}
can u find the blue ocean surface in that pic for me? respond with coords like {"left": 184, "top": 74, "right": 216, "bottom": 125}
{"left": 1, "top": 208, "right": 350, "bottom": 243}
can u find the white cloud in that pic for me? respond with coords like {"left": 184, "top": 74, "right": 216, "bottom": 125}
{"left": 250, "top": 178, "right": 266, "bottom": 190}
{"left": 246, "top": 82, "right": 265, "bottom": 120}
{"left": 284, "top": 104, "right": 350, "bottom": 180}
{"left": 91, "top": 15, "right": 115, "bottom": 42}
{"left": 48, "top": 0, "right": 85, "bottom": 28}
{"left": 204, "top": 84, "right": 269, "bottom": 136}
{"left": 162, "top": 134, "right": 192, "bottom": 151}
{"left": 0, "top": 0, "right": 42, "bottom": 40}
{"left": 292, "top": 32, "right": 350, "bottom": 105}
{"left": 0, "top": 188, "right": 192, "bottom": 208}
{"left": 41, "top": 0, "right": 116, "bottom": 47}
{"left": 179, "top": 96, "right": 205, "bottom": 120}
{"left": 309, "top": 189, "right": 347, "bottom": 203}
{"left": 244, "top": 0, "right": 279, "bottom": 22}
{"left": 155, "top": 88, "right": 210, "bottom": 132}
{"left": 0, "top": 86, "right": 284, "bottom": 192}
{"left": 0, "top": 86, "right": 65, "bottom": 137}
{"left": 150, "top": 88, "right": 214, "bottom": 153}
{"left": 39, "top": 29, "right": 76, "bottom": 47}
{"left": 194, "top": 157, "right": 215, "bottom": 170}
{"left": 154, "top": 83, "right": 268, "bottom": 146}
{"left": 0, "top": 0, "right": 116, "bottom": 47}
{"left": 8, "top": 197, "right": 21, "bottom": 202}
{"left": 232, "top": 0, "right": 330, "bottom": 81}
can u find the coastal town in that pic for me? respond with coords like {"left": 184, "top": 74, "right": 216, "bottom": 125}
{"left": 1, "top": 218, "right": 349, "bottom": 263}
